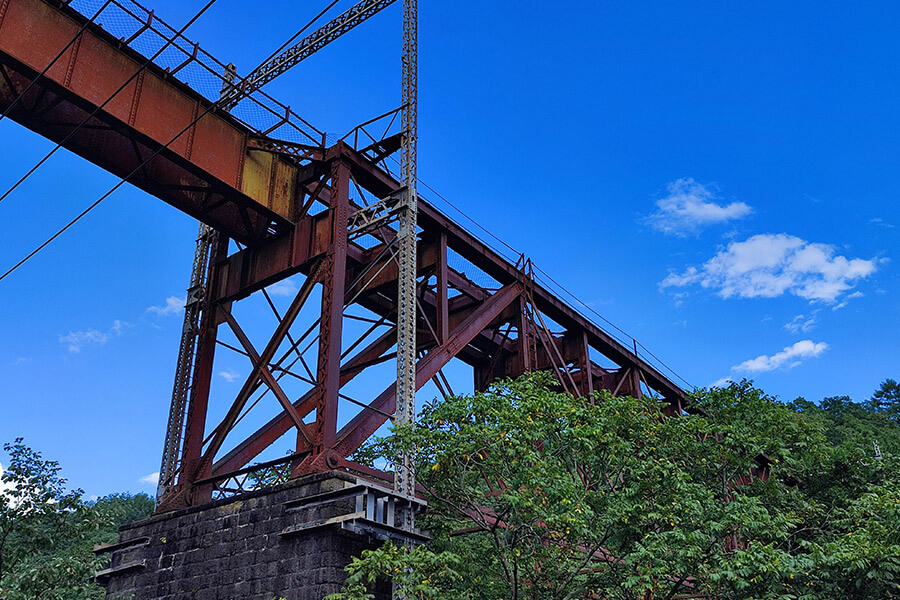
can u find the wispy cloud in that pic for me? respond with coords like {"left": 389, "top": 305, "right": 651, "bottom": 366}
{"left": 139, "top": 472, "right": 160, "bottom": 486}
{"left": 59, "top": 329, "right": 109, "bottom": 353}
{"left": 783, "top": 312, "right": 818, "bottom": 334}
{"left": 59, "top": 319, "right": 130, "bottom": 354}
{"left": 870, "top": 218, "right": 895, "bottom": 229}
{"left": 147, "top": 296, "right": 185, "bottom": 317}
{"left": 711, "top": 376, "right": 734, "bottom": 388}
{"left": 218, "top": 369, "right": 241, "bottom": 383}
{"left": 832, "top": 291, "right": 864, "bottom": 311}
{"left": 645, "top": 178, "right": 752, "bottom": 236}
{"left": 731, "top": 340, "right": 829, "bottom": 373}
{"left": 671, "top": 291, "right": 689, "bottom": 307}
{"left": 265, "top": 279, "right": 298, "bottom": 297}
{"left": 660, "top": 234, "right": 880, "bottom": 303}
{"left": 111, "top": 319, "right": 132, "bottom": 335}
{"left": 8, "top": 357, "right": 30, "bottom": 366}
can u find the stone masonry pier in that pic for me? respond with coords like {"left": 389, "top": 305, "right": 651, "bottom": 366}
{"left": 95, "top": 471, "right": 425, "bottom": 600}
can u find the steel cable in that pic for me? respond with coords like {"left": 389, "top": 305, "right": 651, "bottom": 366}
{"left": 0, "top": 0, "right": 220, "bottom": 208}
{"left": 0, "top": 0, "right": 115, "bottom": 123}
{"left": 0, "top": 1, "right": 340, "bottom": 283}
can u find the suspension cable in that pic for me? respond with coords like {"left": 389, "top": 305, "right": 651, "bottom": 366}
{"left": 0, "top": 0, "right": 220, "bottom": 207}
{"left": 0, "top": 0, "right": 114, "bottom": 123}
{"left": 0, "top": 1, "right": 354, "bottom": 283}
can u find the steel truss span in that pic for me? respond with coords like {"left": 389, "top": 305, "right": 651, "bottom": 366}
{"left": 0, "top": 0, "right": 686, "bottom": 510}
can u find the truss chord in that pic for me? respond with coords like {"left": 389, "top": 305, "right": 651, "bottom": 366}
{"left": 221, "top": 0, "right": 397, "bottom": 108}
{"left": 0, "top": 0, "right": 357, "bottom": 284}
{"left": 3, "top": 0, "right": 693, "bottom": 519}
{"left": 532, "top": 265, "right": 694, "bottom": 390}
{"left": 158, "top": 223, "right": 214, "bottom": 500}
{"left": 389, "top": 151, "right": 693, "bottom": 390}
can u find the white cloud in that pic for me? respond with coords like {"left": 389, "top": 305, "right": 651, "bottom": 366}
{"left": 783, "top": 312, "right": 818, "bottom": 334}
{"left": 59, "top": 329, "right": 109, "bottom": 353}
{"left": 660, "top": 234, "right": 879, "bottom": 303}
{"left": 139, "top": 472, "right": 160, "bottom": 486}
{"left": 671, "top": 291, "right": 689, "bottom": 307}
{"left": 832, "top": 291, "right": 864, "bottom": 312}
{"left": 147, "top": 296, "right": 185, "bottom": 317}
{"left": 8, "top": 357, "right": 30, "bottom": 366}
{"left": 646, "top": 178, "right": 752, "bottom": 235}
{"left": 711, "top": 376, "right": 734, "bottom": 388}
{"left": 870, "top": 218, "right": 895, "bottom": 229}
{"left": 58, "top": 319, "right": 128, "bottom": 354}
{"left": 731, "top": 340, "right": 829, "bottom": 373}
{"left": 110, "top": 319, "right": 131, "bottom": 335}
{"left": 218, "top": 369, "right": 241, "bottom": 383}
{"left": 265, "top": 279, "right": 298, "bottom": 297}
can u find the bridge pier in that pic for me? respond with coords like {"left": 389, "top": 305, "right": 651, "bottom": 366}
{"left": 95, "top": 471, "right": 425, "bottom": 600}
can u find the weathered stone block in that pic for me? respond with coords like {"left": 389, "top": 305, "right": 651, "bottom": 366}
{"left": 97, "top": 472, "right": 409, "bottom": 600}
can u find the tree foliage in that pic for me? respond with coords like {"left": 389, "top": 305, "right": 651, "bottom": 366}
{"left": 331, "top": 374, "right": 900, "bottom": 600}
{"left": 0, "top": 439, "right": 154, "bottom": 600}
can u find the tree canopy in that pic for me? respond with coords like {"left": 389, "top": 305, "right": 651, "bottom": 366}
{"left": 0, "top": 439, "right": 154, "bottom": 600}
{"left": 3, "top": 376, "right": 898, "bottom": 599}
{"left": 332, "top": 374, "right": 900, "bottom": 600}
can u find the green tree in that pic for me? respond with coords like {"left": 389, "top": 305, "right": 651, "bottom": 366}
{"left": 0, "top": 438, "right": 106, "bottom": 599}
{"left": 334, "top": 375, "right": 841, "bottom": 600}
{"left": 787, "top": 381, "right": 900, "bottom": 598}
{"left": 870, "top": 379, "right": 900, "bottom": 425}
{"left": 325, "top": 541, "right": 467, "bottom": 600}
{"left": 0, "top": 439, "right": 154, "bottom": 600}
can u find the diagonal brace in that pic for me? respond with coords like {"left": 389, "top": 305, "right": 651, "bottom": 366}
{"left": 222, "top": 311, "right": 313, "bottom": 446}
{"left": 192, "top": 260, "right": 324, "bottom": 479}
{"left": 334, "top": 282, "right": 522, "bottom": 458}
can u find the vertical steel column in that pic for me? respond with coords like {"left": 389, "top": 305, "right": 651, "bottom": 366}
{"left": 394, "top": 0, "right": 418, "bottom": 508}
{"left": 315, "top": 159, "right": 350, "bottom": 455}
{"left": 157, "top": 223, "right": 213, "bottom": 502}
{"left": 436, "top": 231, "right": 449, "bottom": 345}
{"left": 178, "top": 232, "right": 228, "bottom": 505}
{"left": 582, "top": 331, "right": 594, "bottom": 398}
{"left": 518, "top": 296, "right": 532, "bottom": 374}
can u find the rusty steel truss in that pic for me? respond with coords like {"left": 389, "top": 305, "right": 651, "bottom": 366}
{"left": 0, "top": 0, "right": 686, "bottom": 511}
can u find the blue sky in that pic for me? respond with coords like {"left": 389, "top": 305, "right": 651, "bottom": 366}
{"left": 0, "top": 0, "right": 897, "bottom": 499}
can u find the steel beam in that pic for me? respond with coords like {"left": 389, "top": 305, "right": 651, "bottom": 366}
{"left": 334, "top": 282, "right": 522, "bottom": 458}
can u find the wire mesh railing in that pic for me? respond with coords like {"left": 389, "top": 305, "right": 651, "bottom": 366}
{"left": 67, "top": 0, "right": 325, "bottom": 147}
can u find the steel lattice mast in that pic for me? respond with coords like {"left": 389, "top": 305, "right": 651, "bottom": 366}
{"left": 157, "top": 223, "right": 214, "bottom": 501}
{"left": 220, "top": 0, "right": 398, "bottom": 108}
{"left": 394, "top": 0, "right": 418, "bottom": 509}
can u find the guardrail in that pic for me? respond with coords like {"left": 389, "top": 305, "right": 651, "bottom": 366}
{"left": 67, "top": 0, "right": 326, "bottom": 147}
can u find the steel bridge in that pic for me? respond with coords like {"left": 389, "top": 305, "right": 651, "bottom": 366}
{"left": 0, "top": 0, "right": 687, "bottom": 512}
